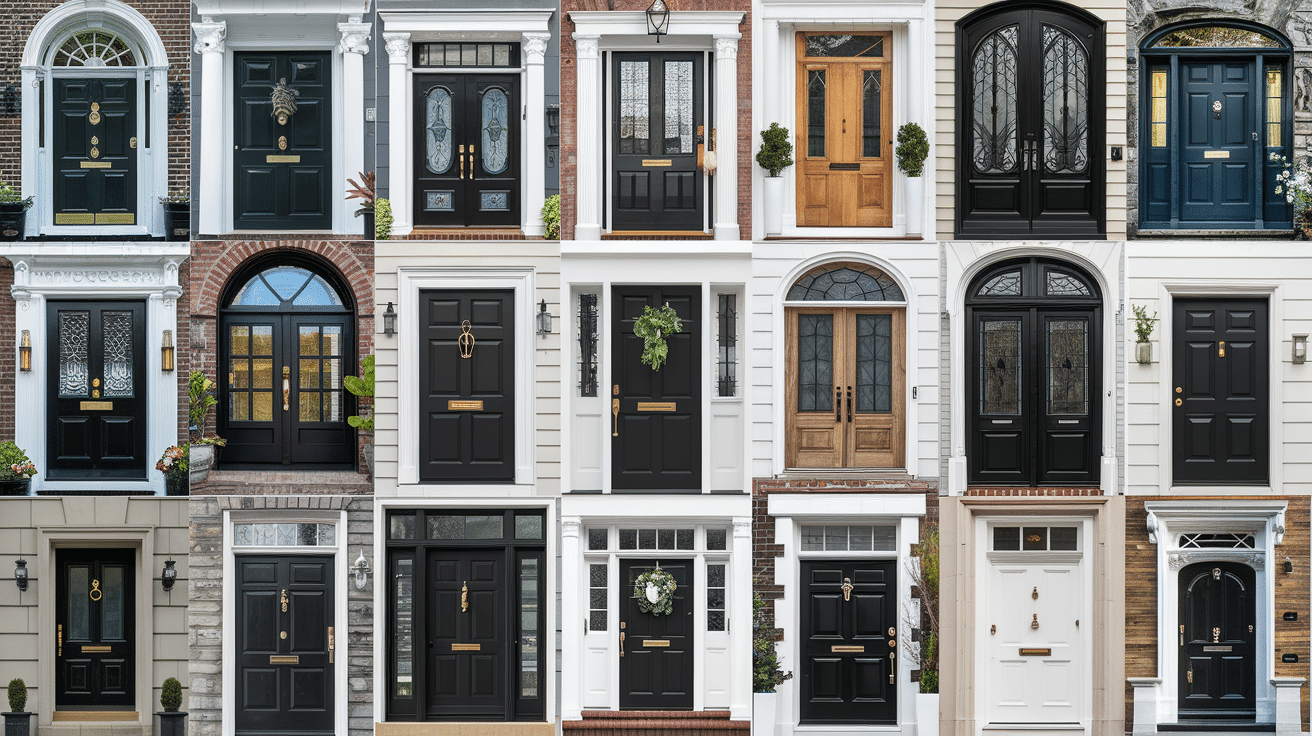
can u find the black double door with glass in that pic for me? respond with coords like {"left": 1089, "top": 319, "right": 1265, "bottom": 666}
{"left": 48, "top": 301, "right": 147, "bottom": 479}
{"left": 1179, "top": 561, "right": 1256, "bottom": 719}
{"left": 234, "top": 52, "right": 332, "bottom": 229}
{"left": 619, "top": 559, "right": 694, "bottom": 710}
{"left": 235, "top": 555, "right": 334, "bottom": 736}
{"left": 54, "top": 79, "right": 136, "bottom": 225}
{"left": 56, "top": 549, "right": 134, "bottom": 707}
{"left": 414, "top": 75, "right": 519, "bottom": 227}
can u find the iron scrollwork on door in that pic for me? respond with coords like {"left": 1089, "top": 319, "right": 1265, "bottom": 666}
{"left": 270, "top": 78, "right": 300, "bottom": 125}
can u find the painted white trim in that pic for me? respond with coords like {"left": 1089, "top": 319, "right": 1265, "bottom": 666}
{"left": 378, "top": 10, "right": 552, "bottom": 35}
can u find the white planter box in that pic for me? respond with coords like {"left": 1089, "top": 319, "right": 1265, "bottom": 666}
{"left": 916, "top": 692, "right": 940, "bottom": 736}
{"left": 763, "top": 176, "right": 785, "bottom": 237}
{"left": 752, "top": 691, "right": 777, "bottom": 736}
{"left": 905, "top": 176, "right": 925, "bottom": 236}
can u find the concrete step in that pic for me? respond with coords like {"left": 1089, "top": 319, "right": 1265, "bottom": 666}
{"left": 564, "top": 710, "right": 748, "bottom": 736}
{"left": 192, "top": 469, "right": 371, "bottom": 495}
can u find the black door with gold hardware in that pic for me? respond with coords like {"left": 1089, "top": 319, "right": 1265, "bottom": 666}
{"left": 619, "top": 559, "right": 693, "bottom": 710}
{"left": 235, "top": 555, "right": 334, "bottom": 736}
{"left": 47, "top": 301, "right": 147, "bottom": 479}
{"left": 425, "top": 549, "right": 508, "bottom": 718}
{"left": 418, "top": 289, "right": 515, "bottom": 482}
{"left": 54, "top": 79, "right": 137, "bottom": 227}
{"left": 612, "top": 287, "right": 700, "bottom": 490}
{"left": 56, "top": 549, "right": 134, "bottom": 707}
{"left": 611, "top": 53, "right": 704, "bottom": 231}
{"left": 414, "top": 74, "right": 520, "bottom": 228}
{"left": 1179, "top": 561, "right": 1256, "bottom": 718}
{"left": 800, "top": 560, "right": 896, "bottom": 724}
{"left": 234, "top": 52, "right": 332, "bottom": 230}
{"left": 1173, "top": 298, "right": 1268, "bottom": 484}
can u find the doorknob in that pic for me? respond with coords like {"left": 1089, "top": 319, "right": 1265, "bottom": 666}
{"left": 282, "top": 366, "right": 291, "bottom": 411}
{"left": 620, "top": 621, "right": 626, "bottom": 658}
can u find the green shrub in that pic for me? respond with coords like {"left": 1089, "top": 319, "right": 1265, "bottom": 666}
{"left": 752, "top": 593, "right": 793, "bottom": 693}
{"left": 188, "top": 371, "right": 217, "bottom": 438}
{"left": 0, "top": 182, "right": 32, "bottom": 208}
{"left": 895, "top": 123, "right": 930, "bottom": 178}
{"left": 755, "top": 123, "right": 794, "bottom": 177}
{"left": 540, "top": 194, "right": 561, "bottom": 240}
{"left": 375, "top": 198, "right": 393, "bottom": 240}
{"left": 7, "top": 678, "right": 26, "bottom": 713}
{"left": 0, "top": 442, "right": 35, "bottom": 481}
{"left": 161, "top": 677, "right": 183, "bottom": 712}
{"left": 920, "top": 632, "right": 939, "bottom": 694}
{"left": 344, "top": 356, "right": 375, "bottom": 433}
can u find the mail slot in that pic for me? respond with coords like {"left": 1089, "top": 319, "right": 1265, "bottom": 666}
{"left": 636, "top": 402, "right": 677, "bottom": 412}
{"left": 1018, "top": 648, "right": 1051, "bottom": 656}
{"left": 1203, "top": 150, "right": 1230, "bottom": 159}
{"left": 80, "top": 401, "right": 114, "bottom": 411}
{"left": 452, "top": 643, "right": 482, "bottom": 652}
{"left": 641, "top": 159, "right": 673, "bottom": 167}
{"left": 266, "top": 155, "right": 302, "bottom": 163}
{"left": 447, "top": 400, "right": 484, "bottom": 411}
{"left": 81, "top": 645, "right": 112, "bottom": 653}
{"left": 830, "top": 645, "right": 865, "bottom": 653}
{"left": 643, "top": 639, "right": 671, "bottom": 647}
{"left": 1202, "top": 646, "right": 1233, "bottom": 652}
{"left": 80, "top": 161, "right": 112, "bottom": 169}
{"left": 269, "top": 655, "right": 300, "bottom": 665}
{"left": 828, "top": 163, "right": 861, "bottom": 171}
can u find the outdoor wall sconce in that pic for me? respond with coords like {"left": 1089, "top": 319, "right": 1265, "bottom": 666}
{"left": 1293, "top": 334, "right": 1307, "bottom": 365}
{"left": 14, "top": 558, "right": 27, "bottom": 592}
{"left": 18, "top": 330, "right": 30, "bottom": 372}
{"left": 161, "top": 560, "right": 177, "bottom": 592}
{"left": 2, "top": 86, "right": 18, "bottom": 116}
{"left": 646, "top": 0, "right": 670, "bottom": 41}
{"left": 1285, "top": 556, "right": 1294, "bottom": 574}
{"left": 168, "top": 83, "right": 187, "bottom": 117}
{"left": 383, "top": 302, "right": 396, "bottom": 337}
{"left": 161, "top": 330, "right": 175, "bottom": 371}
{"left": 537, "top": 300, "right": 553, "bottom": 335}
{"left": 352, "top": 551, "right": 370, "bottom": 590}
{"left": 546, "top": 105, "right": 560, "bottom": 138}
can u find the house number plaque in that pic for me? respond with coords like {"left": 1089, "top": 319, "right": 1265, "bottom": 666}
{"left": 448, "top": 400, "right": 484, "bottom": 411}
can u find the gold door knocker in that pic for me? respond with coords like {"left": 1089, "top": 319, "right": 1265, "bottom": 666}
{"left": 1031, "top": 614, "right": 1039, "bottom": 630}
{"left": 461, "top": 581, "right": 469, "bottom": 613}
{"left": 89, "top": 101, "right": 101, "bottom": 126}
{"left": 841, "top": 577, "right": 853, "bottom": 602}
{"left": 458, "top": 321, "right": 475, "bottom": 359}
{"left": 281, "top": 589, "right": 288, "bottom": 613}
{"left": 1032, "top": 587, "right": 1039, "bottom": 600}
{"left": 270, "top": 78, "right": 300, "bottom": 125}
{"left": 1218, "top": 341, "right": 1226, "bottom": 358}
{"left": 278, "top": 136, "right": 288, "bottom": 151}
{"left": 89, "top": 579, "right": 103, "bottom": 601}
{"left": 1213, "top": 627, "right": 1221, "bottom": 643}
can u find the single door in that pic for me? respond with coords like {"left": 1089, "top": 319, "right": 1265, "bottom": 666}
{"left": 611, "top": 287, "right": 700, "bottom": 490}
{"left": 799, "top": 560, "right": 896, "bottom": 725}
{"left": 426, "top": 550, "right": 507, "bottom": 718}
{"left": 48, "top": 301, "right": 147, "bottom": 479}
{"left": 796, "top": 33, "right": 893, "bottom": 227}
{"left": 414, "top": 75, "right": 520, "bottom": 228}
{"left": 235, "top": 555, "right": 334, "bottom": 736}
{"left": 1179, "top": 561, "right": 1256, "bottom": 718}
{"left": 54, "top": 79, "right": 137, "bottom": 225}
{"left": 612, "top": 53, "right": 704, "bottom": 231}
{"left": 418, "top": 290, "right": 516, "bottom": 482}
{"left": 1178, "top": 62, "right": 1257, "bottom": 226}
{"left": 1173, "top": 299, "right": 1269, "bottom": 484}
{"left": 56, "top": 549, "right": 134, "bottom": 707}
{"left": 234, "top": 52, "right": 332, "bottom": 230}
{"left": 619, "top": 559, "right": 693, "bottom": 710}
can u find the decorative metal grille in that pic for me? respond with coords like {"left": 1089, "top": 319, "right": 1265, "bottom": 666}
{"left": 787, "top": 264, "right": 904, "bottom": 301}
{"left": 59, "top": 311, "right": 89, "bottom": 397}
{"left": 804, "top": 35, "right": 884, "bottom": 58}
{"left": 856, "top": 314, "right": 892, "bottom": 413}
{"left": 807, "top": 70, "right": 826, "bottom": 157}
{"left": 707, "top": 564, "right": 726, "bottom": 631}
{"left": 978, "top": 270, "right": 1022, "bottom": 296}
{"left": 797, "top": 314, "right": 833, "bottom": 412}
{"left": 862, "top": 70, "right": 882, "bottom": 157}
{"left": 101, "top": 311, "right": 134, "bottom": 398}
{"left": 55, "top": 31, "right": 137, "bottom": 67}
{"left": 578, "top": 293, "right": 598, "bottom": 397}
{"left": 425, "top": 87, "right": 453, "bottom": 174}
{"left": 1179, "top": 533, "right": 1256, "bottom": 549}
{"left": 971, "top": 25, "right": 1019, "bottom": 174}
{"left": 589, "top": 563, "right": 608, "bottom": 632}
{"left": 1046, "top": 271, "right": 1092, "bottom": 296}
{"left": 1042, "top": 25, "right": 1089, "bottom": 175}
{"left": 717, "top": 294, "right": 737, "bottom": 397}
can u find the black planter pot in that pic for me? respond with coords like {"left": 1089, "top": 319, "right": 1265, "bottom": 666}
{"left": 0, "top": 479, "right": 31, "bottom": 496}
{"left": 362, "top": 210, "right": 375, "bottom": 240}
{"left": 163, "top": 202, "right": 190, "bottom": 242}
{"left": 157, "top": 710, "right": 187, "bottom": 736}
{"left": 3, "top": 712, "right": 31, "bottom": 736}
{"left": 0, "top": 203, "right": 27, "bottom": 242}
{"left": 165, "top": 474, "right": 188, "bottom": 496}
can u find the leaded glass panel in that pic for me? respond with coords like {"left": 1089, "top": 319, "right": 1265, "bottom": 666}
{"left": 981, "top": 319, "right": 1021, "bottom": 414}
{"left": 393, "top": 557, "right": 414, "bottom": 697}
{"left": 1046, "top": 319, "right": 1088, "bottom": 415}
{"left": 1267, "top": 69, "right": 1283, "bottom": 147}
{"left": 519, "top": 557, "right": 540, "bottom": 697}
{"left": 233, "top": 522, "right": 335, "bottom": 546}
{"left": 428, "top": 514, "right": 504, "bottom": 540}
{"left": 588, "top": 528, "right": 608, "bottom": 550}
{"left": 804, "top": 35, "right": 885, "bottom": 58}
{"left": 788, "top": 264, "right": 904, "bottom": 301}
{"left": 862, "top": 70, "right": 882, "bottom": 158}
{"left": 1042, "top": 25, "right": 1088, "bottom": 175}
{"left": 481, "top": 88, "right": 510, "bottom": 174}
{"left": 797, "top": 314, "right": 833, "bottom": 412}
{"left": 389, "top": 514, "right": 416, "bottom": 540}
{"left": 619, "top": 61, "right": 650, "bottom": 155}
{"left": 1151, "top": 26, "right": 1282, "bottom": 48}
{"left": 664, "top": 61, "right": 694, "bottom": 155}
{"left": 101, "top": 311, "right": 134, "bottom": 397}
{"left": 706, "top": 563, "right": 726, "bottom": 632}
{"left": 515, "top": 514, "right": 543, "bottom": 540}
{"left": 589, "top": 563, "right": 608, "bottom": 632}
{"left": 978, "top": 270, "right": 1022, "bottom": 296}
{"left": 856, "top": 314, "right": 892, "bottom": 413}
{"left": 807, "top": 70, "right": 826, "bottom": 157}
{"left": 59, "top": 311, "right": 90, "bottom": 397}
{"left": 1151, "top": 69, "right": 1168, "bottom": 148}
{"left": 68, "top": 565, "right": 90, "bottom": 639}
{"left": 425, "top": 87, "right": 453, "bottom": 174}
{"left": 971, "top": 25, "right": 1019, "bottom": 174}
{"left": 706, "top": 529, "right": 727, "bottom": 550}
{"left": 1045, "top": 271, "right": 1092, "bottom": 296}
{"left": 100, "top": 565, "right": 124, "bottom": 640}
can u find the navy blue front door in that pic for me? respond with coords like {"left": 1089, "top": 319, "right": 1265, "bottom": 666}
{"left": 1181, "top": 62, "right": 1256, "bottom": 225}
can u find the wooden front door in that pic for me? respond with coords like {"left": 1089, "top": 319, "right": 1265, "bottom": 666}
{"left": 786, "top": 308, "right": 905, "bottom": 469}
{"left": 795, "top": 33, "right": 893, "bottom": 227}
{"left": 414, "top": 75, "right": 520, "bottom": 227}
{"left": 418, "top": 290, "right": 516, "bottom": 482}
{"left": 611, "top": 287, "right": 700, "bottom": 490}
{"left": 54, "top": 79, "right": 137, "bottom": 225}
{"left": 611, "top": 53, "right": 704, "bottom": 231}
{"left": 426, "top": 549, "right": 508, "bottom": 718}
{"left": 234, "top": 52, "right": 332, "bottom": 230}
{"left": 56, "top": 549, "right": 134, "bottom": 707}
{"left": 619, "top": 560, "right": 694, "bottom": 710}
{"left": 1172, "top": 299, "right": 1268, "bottom": 485}
{"left": 48, "top": 301, "right": 147, "bottom": 479}
{"left": 1179, "top": 561, "right": 1256, "bottom": 718}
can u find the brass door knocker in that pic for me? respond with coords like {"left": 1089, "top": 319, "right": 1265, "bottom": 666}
{"left": 281, "top": 589, "right": 288, "bottom": 612}
{"left": 1213, "top": 626, "right": 1220, "bottom": 643}
{"left": 458, "top": 321, "right": 475, "bottom": 359}
{"left": 270, "top": 78, "right": 300, "bottom": 125}
{"left": 1030, "top": 614, "right": 1039, "bottom": 630}
{"left": 89, "top": 101, "right": 101, "bottom": 126}
{"left": 1032, "top": 586, "right": 1039, "bottom": 600}
{"left": 841, "top": 577, "right": 853, "bottom": 602}
{"left": 89, "top": 579, "right": 102, "bottom": 601}
{"left": 461, "top": 581, "right": 469, "bottom": 612}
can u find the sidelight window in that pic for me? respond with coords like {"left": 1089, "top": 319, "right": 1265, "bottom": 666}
{"left": 589, "top": 563, "right": 608, "bottom": 631}
{"left": 1267, "top": 69, "right": 1283, "bottom": 147}
{"left": 1150, "top": 68, "right": 1168, "bottom": 147}
{"left": 578, "top": 293, "right": 599, "bottom": 397}
{"left": 707, "top": 564, "right": 726, "bottom": 631}
{"left": 717, "top": 294, "right": 737, "bottom": 397}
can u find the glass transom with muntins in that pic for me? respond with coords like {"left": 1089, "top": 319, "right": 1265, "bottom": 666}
{"left": 54, "top": 31, "right": 138, "bottom": 66}
{"left": 788, "top": 263, "right": 905, "bottom": 302}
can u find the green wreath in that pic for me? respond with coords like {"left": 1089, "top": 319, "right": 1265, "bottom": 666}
{"left": 632, "top": 567, "right": 678, "bottom": 616}
{"left": 634, "top": 305, "right": 683, "bottom": 371}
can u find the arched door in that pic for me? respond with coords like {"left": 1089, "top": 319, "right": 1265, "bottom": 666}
{"left": 958, "top": 3, "right": 1104, "bottom": 237}
{"left": 966, "top": 258, "right": 1100, "bottom": 485}
{"left": 220, "top": 260, "right": 356, "bottom": 467}
{"left": 1178, "top": 561, "right": 1256, "bottom": 718}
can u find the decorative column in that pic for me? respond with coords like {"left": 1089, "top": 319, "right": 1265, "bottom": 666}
{"left": 713, "top": 35, "right": 741, "bottom": 240}
{"left": 522, "top": 32, "right": 551, "bottom": 238}
{"left": 339, "top": 17, "right": 372, "bottom": 237}
{"left": 731, "top": 516, "right": 753, "bottom": 719}
{"left": 574, "top": 36, "right": 602, "bottom": 241}
{"left": 384, "top": 33, "right": 411, "bottom": 236}
{"left": 560, "top": 517, "right": 583, "bottom": 720}
{"left": 8, "top": 260, "right": 40, "bottom": 492}
{"left": 192, "top": 18, "right": 226, "bottom": 236}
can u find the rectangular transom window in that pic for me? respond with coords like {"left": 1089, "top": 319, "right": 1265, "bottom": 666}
{"left": 233, "top": 522, "right": 336, "bottom": 546}
{"left": 992, "top": 526, "right": 1078, "bottom": 551}
{"left": 801, "top": 525, "right": 895, "bottom": 551}
{"left": 414, "top": 43, "right": 519, "bottom": 68}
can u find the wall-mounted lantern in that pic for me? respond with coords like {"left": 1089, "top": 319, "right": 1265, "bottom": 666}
{"left": 383, "top": 302, "right": 396, "bottom": 337}
{"left": 161, "top": 330, "right": 175, "bottom": 371}
{"left": 537, "top": 300, "right": 553, "bottom": 335}
{"left": 18, "top": 330, "right": 30, "bottom": 372}
{"left": 161, "top": 560, "right": 177, "bottom": 592}
{"left": 14, "top": 558, "right": 28, "bottom": 592}
{"left": 646, "top": 0, "right": 670, "bottom": 42}
{"left": 1293, "top": 334, "right": 1307, "bottom": 365}
{"left": 352, "top": 551, "right": 371, "bottom": 590}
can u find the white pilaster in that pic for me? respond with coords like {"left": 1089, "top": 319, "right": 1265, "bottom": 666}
{"left": 193, "top": 18, "right": 226, "bottom": 237}
{"left": 339, "top": 17, "right": 371, "bottom": 237}
{"left": 522, "top": 32, "right": 551, "bottom": 238}
{"left": 561, "top": 517, "right": 583, "bottom": 720}
{"left": 384, "top": 33, "right": 412, "bottom": 237}
{"left": 574, "top": 36, "right": 602, "bottom": 241}
{"left": 1273, "top": 678, "right": 1304, "bottom": 736}
{"left": 713, "top": 35, "right": 740, "bottom": 241}
{"left": 730, "top": 516, "right": 753, "bottom": 719}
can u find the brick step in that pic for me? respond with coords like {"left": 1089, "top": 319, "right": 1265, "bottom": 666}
{"left": 192, "top": 469, "right": 371, "bottom": 495}
{"left": 564, "top": 711, "right": 747, "bottom": 736}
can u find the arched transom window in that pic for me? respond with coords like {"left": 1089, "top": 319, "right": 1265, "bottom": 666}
{"left": 54, "top": 31, "right": 138, "bottom": 67}
{"left": 787, "top": 263, "right": 905, "bottom": 301}
{"left": 229, "top": 266, "right": 346, "bottom": 309}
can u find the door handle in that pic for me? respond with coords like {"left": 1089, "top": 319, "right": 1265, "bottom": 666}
{"left": 328, "top": 626, "right": 334, "bottom": 663}
{"left": 846, "top": 386, "right": 853, "bottom": 422}
{"left": 835, "top": 386, "right": 842, "bottom": 423}
{"left": 282, "top": 366, "right": 290, "bottom": 411}
{"left": 469, "top": 145, "right": 476, "bottom": 180}
{"left": 620, "top": 621, "right": 626, "bottom": 657}
{"left": 1180, "top": 624, "right": 1185, "bottom": 646}
{"left": 58, "top": 624, "right": 62, "bottom": 657}
{"left": 612, "top": 398, "right": 621, "bottom": 437}
{"left": 459, "top": 144, "right": 466, "bottom": 179}
{"left": 281, "top": 589, "right": 288, "bottom": 613}
{"left": 842, "top": 118, "right": 846, "bottom": 134}
{"left": 461, "top": 581, "right": 469, "bottom": 613}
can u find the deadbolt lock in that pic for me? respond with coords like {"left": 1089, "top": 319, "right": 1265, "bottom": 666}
{"left": 1218, "top": 341, "right": 1226, "bottom": 358}
{"left": 1031, "top": 614, "right": 1039, "bottom": 630}
{"left": 1175, "top": 398, "right": 1182, "bottom": 406}
{"left": 1175, "top": 386, "right": 1182, "bottom": 393}
{"left": 129, "top": 137, "right": 136, "bottom": 149}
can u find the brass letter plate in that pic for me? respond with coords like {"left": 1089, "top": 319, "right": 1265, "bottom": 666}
{"left": 80, "top": 161, "right": 112, "bottom": 169}
{"left": 1203, "top": 150, "right": 1230, "bottom": 159}
{"left": 641, "top": 159, "right": 673, "bottom": 167}
{"left": 269, "top": 655, "right": 300, "bottom": 665}
{"left": 831, "top": 645, "right": 865, "bottom": 653}
{"left": 81, "top": 645, "right": 112, "bottom": 653}
{"left": 452, "top": 643, "right": 482, "bottom": 652}
{"left": 448, "top": 400, "right": 484, "bottom": 411}
{"left": 1019, "top": 648, "right": 1051, "bottom": 656}
{"left": 636, "top": 402, "right": 677, "bottom": 412}
{"left": 643, "top": 640, "right": 671, "bottom": 647}
{"left": 1203, "top": 646, "right": 1233, "bottom": 652}
{"left": 266, "top": 155, "right": 302, "bottom": 163}
{"left": 80, "top": 401, "right": 114, "bottom": 411}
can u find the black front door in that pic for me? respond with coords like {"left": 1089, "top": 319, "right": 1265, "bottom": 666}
{"left": 426, "top": 549, "right": 507, "bottom": 718}
{"left": 799, "top": 560, "right": 896, "bottom": 725}
{"left": 958, "top": 6, "right": 1104, "bottom": 237}
{"left": 414, "top": 75, "right": 519, "bottom": 227}
{"left": 619, "top": 560, "right": 693, "bottom": 710}
{"left": 48, "top": 301, "right": 147, "bottom": 479}
{"left": 54, "top": 79, "right": 137, "bottom": 225}
{"left": 612, "top": 53, "right": 704, "bottom": 231}
{"left": 418, "top": 290, "right": 515, "bottom": 482}
{"left": 56, "top": 549, "right": 134, "bottom": 707}
{"left": 234, "top": 52, "right": 332, "bottom": 230}
{"left": 1179, "top": 561, "right": 1256, "bottom": 719}
{"left": 1173, "top": 299, "right": 1269, "bottom": 484}
{"left": 235, "top": 555, "right": 334, "bottom": 736}
{"left": 612, "top": 287, "right": 700, "bottom": 490}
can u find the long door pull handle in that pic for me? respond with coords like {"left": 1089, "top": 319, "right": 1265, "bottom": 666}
{"left": 835, "top": 385, "right": 842, "bottom": 423}
{"left": 459, "top": 145, "right": 466, "bottom": 179}
{"left": 620, "top": 621, "right": 626, "bottom": 658}
{"left": 846, "top": 386, "right": 853, "bottom": 422}
{"left": 469, "top": 145, "right": 476, "bottom": 179}
{"left": 282, "top": 366, "right": 290, "bottom": 411}
{"left": 328, "top": 626, "right": 334, "bottom": 663}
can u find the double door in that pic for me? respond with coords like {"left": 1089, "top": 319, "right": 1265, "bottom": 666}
{"left": 619, "top": 559, "right": 693, "bottom": 710}
{"left": 414, "top": 75, "right": 519, "bottom": 227}
{"left": 54, "top": 79, "right": 137, "bottom": 225}
{"left": 56, "top": 549, "right": 135, "bottom": 707}
{"left": 1179, "top": 561, "right": 1256, "bottom": 718}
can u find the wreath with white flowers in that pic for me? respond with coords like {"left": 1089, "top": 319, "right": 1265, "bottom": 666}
{"left": 631, "top": 567, "right": 678, "bottom": 616}
{"left": 633, "top": 305, "right": 683, "bottom": 371}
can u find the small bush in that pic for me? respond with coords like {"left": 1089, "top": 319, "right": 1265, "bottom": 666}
{"left": 375, "top": 198, "right": 393, "bottom": 240}
{"left": 755, "top": 123, "right": 795, "bottom": 178}
{"left": 895, "top": 123, "right": 930, "bottom": 178}
{"left": 161, "top": 677, "right": 183, "bottom": 712}
{"left": 541, "top": 194, "right": 561, "bottom": 240}
{"left": 7, "top": 678, "right": 26, "bottom": 713}
{"left": 753, "top": 593, "right": 793, "bottom": 693}
{"left": 344, "top": 356, "right": 375, "bottom": 433}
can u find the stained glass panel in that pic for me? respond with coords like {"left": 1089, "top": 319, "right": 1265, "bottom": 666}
{"left": 619, "top": 61, "right": 650, "bottom": 155}
{"left": 977, "top": 270, "right": 1022, "bottom": 296}
{"left": 787, "top": 264, "right": 904, "bottom": 301}
{"left": 862, "top": 70, "right": 882, "bottom": 158}
{"left": 1151, "top": 26, "right": 1282, "bottom": 48}
{"left": 425, "top": 87, "right": 453, "bottom": 174}
{"left": 59, "top": 311, "right": 90, "bottom": 397}
{"left": 1151, "top": 69, "right": 1168, "bottom": 148}
{"left": 1267, "top": 69, "right": 1283, "bottom": 147}
{"left": 804, "top": 35, "right": 885, "bottom": 58}
{"left": 972, "top": 25, "right": 1019, "bottom": 174}
{"left": 981, "top": 319, "right": 1021, "bottom": 415}
{"left": 664, "top": 61, "right": 694, "bottom": 155}
{"left": 856, "top": 314, "right": 892, "bottom": 413}
{"left": 101, "top": 311, "right": 133, "bottom": 398}
{"left": 1042, "top": 26, "right": 1088, "bottom": 175}
{"left": 481, "top": 88, "right": 509, "bottom": 174}
{"left": 1046, "top": 319, "right": 1088, "bottom": 415}
{"left": 807, "top": 70, "right": 826, "bottom": 157}
{"left": 797, "top": 314, "right": 833, "bottom": 412}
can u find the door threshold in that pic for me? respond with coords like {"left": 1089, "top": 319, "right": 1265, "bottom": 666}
{"left": 377, "top": 724, "right": 554, "bottom": 736}
{"left": 1158, "top": 722, "right": 1272, "bottom": 732}
{"left": 982, "top": 723, "right": 1084, "bottom": 731}
{"left": 601, "top": 230, "right": 714, "bottom": 240}
{"left": 52, "top": 711, "right": 140, "bottom": 722}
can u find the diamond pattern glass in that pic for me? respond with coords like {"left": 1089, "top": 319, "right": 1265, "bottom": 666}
{"left": 706, "top": 529, "right": 727, "bottom": 550}
{"left": 588, "top": 528, "right": 608, "bottom": 550}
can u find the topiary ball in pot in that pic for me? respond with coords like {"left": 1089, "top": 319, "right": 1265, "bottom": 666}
{"left": 6, "top": 678, "right": 26, "bottom": 713}
{"left": 161, "top": 677, "right": 183, "bottom": 712}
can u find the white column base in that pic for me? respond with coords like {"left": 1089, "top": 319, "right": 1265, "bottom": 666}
{"left": 1127, "top": 678, "right": 1160, "bottom": 736}
{"left": 1273, "top": 678, "right": 1304, "bottom": 736}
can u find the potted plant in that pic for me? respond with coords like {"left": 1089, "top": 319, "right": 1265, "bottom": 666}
{"left": 156, "top": 446, "right": 188, "bottom": 496}
{"left": 0, "top": 443, "right": 36, "bottom": 496}
{"left": 346, "top": 171, "right": 376, "bottom": 239}
{"left": 157, "top": 676, "right": 187, "bottom": 736}
{"left": 1133, "top": 304, "right": 1157, "bottom": 365}
{"left": 541, "top": 194, "right": 561, "bottom": 239}
{"left": 755, "top": 123, "right": 794, "bottom": 237}
{"left": 187, "top": 371, "right": 226, "bottom": 481}
{"left": 159, "top": 187, "right": 190, "bottom": 242}
{"left": 4, "top": 678, "right": 30, "bottom": 736}
{"left": 0, "top": 182, "right": 32, "bottom": 242}
{"left": 896, "top": 123, "right": 930, "bottom": 236}
{"left": 634, "top": 305, "right": 682, "bottom": 371}
{"left": 908, "top": 521, "right": 940, "bottom": 736}
{"left": 1271, "top": 152, "right": 1312, "bottom": 236}
{"left": 344, "top": 355, "right": 375, "bottom": 477}
{"left": 374, "top": 198, "right": 393, "bottom": 240}
{"left": 753, "top": 592, "right": 792, "bottom": 736}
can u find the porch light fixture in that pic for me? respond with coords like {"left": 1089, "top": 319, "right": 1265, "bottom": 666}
{"left": 161, "top": 559, "right": 177, "bottom": 592}
{"left": 161, "top": 330, "right": 175, "bottom": 372}
{"left": 168, "top": 83, "right": 187, "bottom": 117}
{"left": 18, "top": 330, "right": 30, "bottom": 372}
{"left": 645, "top": 0, "right": 670, "bottom": 42}
{"left": 14, "top": 558, "right": 28, "bottom": 592}
{"left": 546, "top": 105, "right": 560, "bottom": 139}
{"left": 383, "top": 302, "right": 396, "bottom": 338}
{"left": 2, "top": 86, "right": 17, "bottom": 116}
{"left": 537, "top": 299, "right": 553, "bottom": 335}
{"left": 352, "top": 551, "right": 370, "bottom": 590}
{"left": 1293, "top": 334, "right": 1307, "bottom": 365}
{"left": 1285, "top": 556, "right": 1295, "bottom": 574}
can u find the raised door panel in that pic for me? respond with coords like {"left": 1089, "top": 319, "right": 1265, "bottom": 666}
{"left": 848, "top": 310, "right": 904, "bottom": 468}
